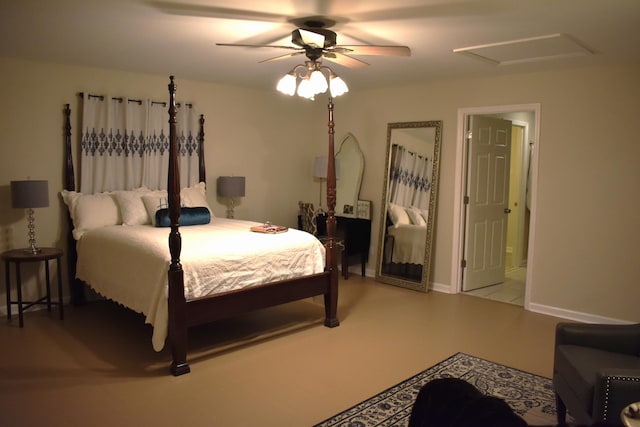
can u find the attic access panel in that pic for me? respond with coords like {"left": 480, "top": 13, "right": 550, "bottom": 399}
{"left": 454, "top": 33, "right": 593, "bottom": 65}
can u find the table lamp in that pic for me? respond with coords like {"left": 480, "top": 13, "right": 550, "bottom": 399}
{"left": 11, "top": 180, "right": 49, "bottom": 254}
{"left": 217, "top": 176, "right": 245, "bottom": 218}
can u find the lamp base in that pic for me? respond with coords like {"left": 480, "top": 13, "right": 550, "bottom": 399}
{"left": 25, "top": 208, "right": 41, "bottom": 254}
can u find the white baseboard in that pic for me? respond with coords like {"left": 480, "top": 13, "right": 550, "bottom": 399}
{"left": 527, "top": 302, "right": 633, "bottom": 325}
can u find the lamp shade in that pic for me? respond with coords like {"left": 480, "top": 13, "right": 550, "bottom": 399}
{"left": 314, "top": 156, "right": 328, "bottom": 179}
{"left": 217, "top": 176, "right": 245, "bottom": 198}
{"left": 11, "top": 180, "right": 49, "bottom": 208}
{"left": 313, "top": 157, "right": 340, "bottom": 180}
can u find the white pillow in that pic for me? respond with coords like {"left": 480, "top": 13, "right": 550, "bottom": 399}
{"left": 388, "top": 203, "right": 410, "bottom": 225}
{"left": 114, "top": 187, "right": 152, "bottom": 226}
{"left": 181, "top": 182, "right": 212, "bottom": 214}
{"left": 406, "top": 207, "right": 426, "bottom": 226}
{"left": 419, "top": 208, "right": 430, "bottom": 223}
{"left": 142, "top": 192, "right": 169, "bottom": 226}
{"left": 61, "top": 190, "right": 121, "bottom": 239}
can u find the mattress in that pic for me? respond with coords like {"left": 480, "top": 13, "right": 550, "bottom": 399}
{"left": 75, "top": 218, "right": 326, "bottom": 351}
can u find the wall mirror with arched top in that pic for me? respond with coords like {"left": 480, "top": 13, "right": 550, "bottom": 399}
{"left": 375, "top": 121, "right": 442, "bottom": 292}
{"left": 335, "top": 133, "right": 364, "bottom": 218}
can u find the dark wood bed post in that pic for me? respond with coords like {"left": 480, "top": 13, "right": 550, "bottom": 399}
{"left": 324, "top": 97, "right": 340, "bottom": 328}
{"left": 198, "top": 114, "right": 206, "bottom": 184}
{"left": 166, "top": 76, "right": 190, "bottom": 376}
{"left": 63, "top": 104, "right": 85, "bottom": 305}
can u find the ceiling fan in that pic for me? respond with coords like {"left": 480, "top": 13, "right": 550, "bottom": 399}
{"left": 149, "top": 2, "right": 434, "bottom": 98}
{"left": 150, "top": 2, "right": 416, "bottom": 67}
{"left": 216, "top": 17, "right": 411, "bottom": 69}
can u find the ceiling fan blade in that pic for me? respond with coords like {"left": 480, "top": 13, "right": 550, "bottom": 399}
{"left": 259, "top": 51, "right": 306, "bottom": 64}
{"left": 323, "top": 52, "right": 369, "bottom": 69}
{"left": 217, "top": 43, "right": 300, "bottom": 51}
{"left": 333, "top": 45, "right": 411, "bottom": 56}
{"left": 150, "top": 1, "right": 290, "bottom": 22}
{"left": 348, "top": 1, "right": 505, "bottom": 22}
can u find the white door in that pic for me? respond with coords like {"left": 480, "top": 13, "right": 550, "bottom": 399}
{"left": 463, "top": 116, "right": 512, "bottom": 291}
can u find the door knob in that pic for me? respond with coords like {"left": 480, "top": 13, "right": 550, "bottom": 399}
{"left": 504, "top": 208, "right": 512, "bottom": 214}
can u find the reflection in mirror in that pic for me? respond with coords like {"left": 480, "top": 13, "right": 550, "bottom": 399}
{"left": 335, "top": 133, "right": 364, "bottom": 218}
{"left": 375, "top": 121, "right": 442, "bottom": 292}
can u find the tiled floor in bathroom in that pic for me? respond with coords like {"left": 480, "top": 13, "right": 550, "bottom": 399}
{"left": 465, "top": 267, "right": 526, "bottom": 306}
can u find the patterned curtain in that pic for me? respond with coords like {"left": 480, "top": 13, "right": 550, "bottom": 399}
{"left": 80, "top": 94, "right": 200, "bottom": 194}
{"left": 389, "top": 144, "right": 432, "bottom": 210}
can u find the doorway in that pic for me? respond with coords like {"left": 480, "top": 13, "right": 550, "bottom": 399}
{"left": 451, "top": 104, "right": 540, "bottom": 309}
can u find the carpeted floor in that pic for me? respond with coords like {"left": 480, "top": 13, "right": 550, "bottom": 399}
{"left": 314, "top": 352, "right": 558, "bottom": 427}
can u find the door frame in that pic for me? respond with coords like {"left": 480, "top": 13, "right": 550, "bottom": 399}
{"left": 451, "top": 104, "right": 541, "bottom": 310}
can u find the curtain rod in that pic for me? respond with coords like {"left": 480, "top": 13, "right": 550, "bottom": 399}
{"left": 77, "top": 92, "right": 192, "bottom": 108}
{"left": 393, "top": 143, "right": 427, "bottom": 160}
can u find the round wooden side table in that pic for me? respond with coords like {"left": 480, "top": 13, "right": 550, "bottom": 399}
{"left": 2, "top": 247, "right": 64, "bottom": 327}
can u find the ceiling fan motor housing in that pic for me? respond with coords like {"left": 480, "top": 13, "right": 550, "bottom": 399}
{"left": 291, "top": 28, "right": 337, "bottom": 48}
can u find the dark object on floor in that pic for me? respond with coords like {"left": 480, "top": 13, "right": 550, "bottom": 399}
{"left": 408, "top": 377, "right": 528, "bottom": 427}
{"left": 553, "top": 322, "right": 640, "bottom": 427}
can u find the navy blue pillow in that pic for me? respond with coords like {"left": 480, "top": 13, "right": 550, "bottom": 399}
{"left": 154, "top": 207, "right": 211, "bottom": 227}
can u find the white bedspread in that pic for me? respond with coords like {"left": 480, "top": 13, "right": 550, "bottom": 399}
{"left": 75, "top": 218, "right": 325, "bottom": 351}
{"left": 387, "top": 224, "right": 427, "bottom": 264}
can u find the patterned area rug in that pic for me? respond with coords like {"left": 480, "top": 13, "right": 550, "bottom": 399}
{"left": 314, "top": 353, "right": 557, "bottom": 426}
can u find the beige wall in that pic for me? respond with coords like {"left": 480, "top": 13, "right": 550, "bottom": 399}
{"left": 2, "top": 57, "right": 639, "bottom": 323}
{"left": 338, "top": 64, "right": 640, "bottom": 323}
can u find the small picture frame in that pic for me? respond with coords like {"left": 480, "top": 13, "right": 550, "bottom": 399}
{"left": 356, "top": 200, "right": 372, "bottom": 220}
{"left": 342, "top": 204, "right": 354, "bottom": 215}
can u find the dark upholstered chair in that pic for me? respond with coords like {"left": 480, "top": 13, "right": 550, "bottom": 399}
{"left": 553, "top": 322, "right": 640, "bottom": 426}
{"left": 298, "top": 201, "right": 318, "bottom": 236}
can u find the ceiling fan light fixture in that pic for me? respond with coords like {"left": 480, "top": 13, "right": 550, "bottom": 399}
{"left": 296, "top": 77, "right": 315, "bottom": 99}
{"left": 309, "top": 69, "right": 329, "bottom": 94}
{"left": 276, "top": 72, "right": 297, "bottom": 96}
{"left": 329, "top": 73, "right": 349, "bottom": 98}
{"left": 276, "top": 61, "right": 347, "bottom": 100}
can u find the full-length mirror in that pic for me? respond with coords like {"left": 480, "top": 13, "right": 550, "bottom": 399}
{"left": 375, "top": 121, "right": 442, "bottom": 292}
{"left": 335, "top": 133, "right": 364, "bottom": 218}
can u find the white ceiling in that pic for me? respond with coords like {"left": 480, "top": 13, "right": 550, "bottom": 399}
{"left": 2, "top": 0, "right": 639, "bottom": 92}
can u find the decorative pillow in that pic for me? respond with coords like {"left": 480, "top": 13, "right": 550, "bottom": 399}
{"left": 407, "top": 207, "right": 426, "bottom": 226}
{"left": 142, "top": 192, "right": 170, "bottom": 226}
{"left": 143, "top": 183, "right": 212, "bottom": 225}
{"left": 114, "top": 187, "right": 152, "bottom": 226}
{"left": 61, "top": 190, "right": 121, "bottom": 239}
{"left": 388, "top": 203, "right": 410, "bottom": 225}
{"left": 181, "top": 182, "right": 212, "bottom": 214}
{"left": 154, "top": 207, "right": 211, "bottom": 227}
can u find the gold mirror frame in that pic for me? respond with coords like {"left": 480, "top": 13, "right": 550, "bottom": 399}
{"left": 375, "top": 121, "right": 442, "bottom": 292}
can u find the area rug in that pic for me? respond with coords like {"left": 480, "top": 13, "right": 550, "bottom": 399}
{"left": 314, "top": 352, "right": 557, "bottom": 426}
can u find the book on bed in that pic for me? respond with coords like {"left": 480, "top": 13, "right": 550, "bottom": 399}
{"left": 250, "top": 223, "right": 288, "bottom": 234}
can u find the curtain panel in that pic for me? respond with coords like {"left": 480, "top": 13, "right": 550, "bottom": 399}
{"left": 389, "top": 144, "right": 432, "bottom": 210}
{"left": 80, "top": 94, "right": 200, "bottom": 194}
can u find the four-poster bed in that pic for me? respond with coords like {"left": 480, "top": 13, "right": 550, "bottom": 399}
{"left": 63, "top": 76, "right": 340, "bottom": 375}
